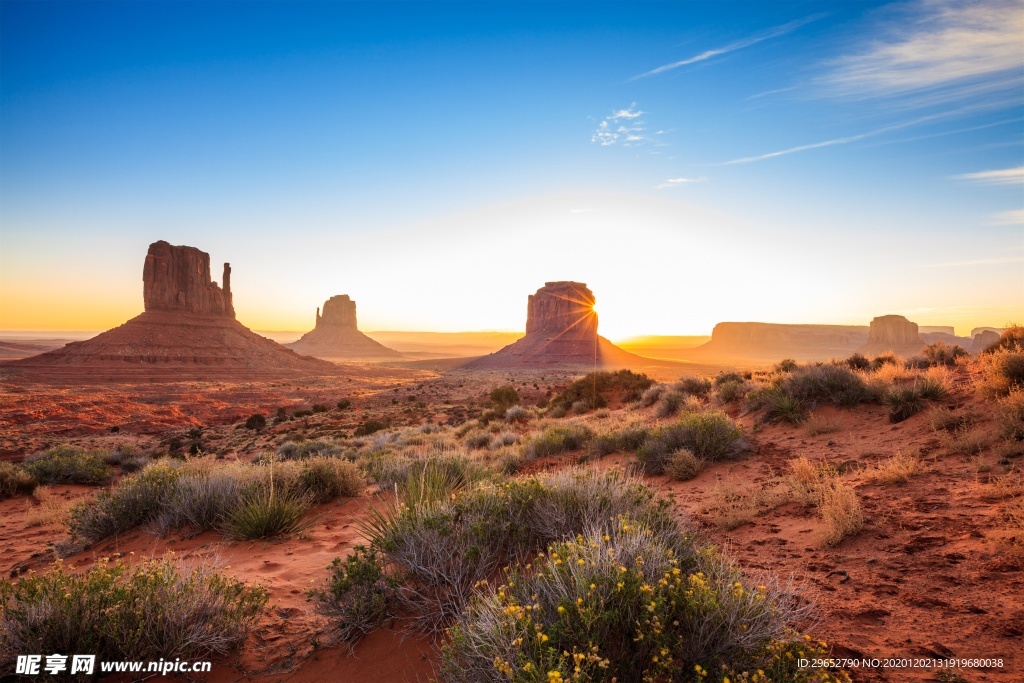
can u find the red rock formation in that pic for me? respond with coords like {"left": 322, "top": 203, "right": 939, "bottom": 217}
{"left": 287, "top": 295, "right": 400, "bottom": 360}
{"left": 971, "top": 330, "right": 1001, "bottom": 353}
{"left": 467, "top": 282, "right": 671, "bottom": 369}
{"left": 143, "top": 241, "right": 234, "bottom": 316}
{"left": 859, "top": 315, "right": 924, "bottom": 355}
{"left": 3, "top": 242, "right": 339, "bottom": 382}
{"left": 695, "top": 322, "right": 869, "bottom": 361}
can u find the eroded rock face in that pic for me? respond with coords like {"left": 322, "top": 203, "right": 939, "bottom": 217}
{"left": 867, "top": 315, "right": 921, "bottom": 347}
{"left": 525, "top": 282, "right": 597, "bottom": 339}
{"left": 316, "top": 295, "right": 358, "bottom": 329}
{"left": 143, "top": 241, "right": 234, "bottom": 317}
{"left": 972, "top": 330, "right": 1001, "bottom": 353}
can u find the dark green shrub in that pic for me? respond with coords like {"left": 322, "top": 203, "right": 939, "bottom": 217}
{"left": 244, "top": 414, "right": 267, "bottom": 431}
{"left": 336, "top": 399, "right": 352, "bottom": 411}
{"left": 674, "top": 376, "right": 712, "bottom": 397}
{"left": 0, "top": 556, "right": 267, "bottom": 667}
{"left": 588, "top": 426, "right": 651, "bottom": 458}
{"left": 221, "top": 489, "right": 310, "bottom": 540}
{"left": 24, "top": 446, "right": 111, "bottom": 485}
{"left": 550, "top": 370, "right": 654, "bottom": 412}
{"left": 298, "top": 458, "right": 364, "bottom": 503}
{"left": 69, "top": 463, "right": 182, "bottom": 542}
{"left": 0, "top": 463, "right": 37, "bottom": 500}
{"left": 779, "top": 363, "right": 870, "bottom": 408}
{"left": 715, "top": 379, "right": 747, "bottom": 403}
{"left": 354, "top": 419, "right": 390, "bottom": 437}
{"left": 636, "top": 412, "right": 747, "bottom": 473}
{"left": 311, "top": 403, "right": 330, "bottom": 413}
{"left": 761, "top": 389, "right": 808, "bottom": 425}
{"left": 883, "top": 385, "right": 924, "bottom": 423}
{"left": 524, "top": 424, "right": 594, "bottom": 459}
{"left": 489, "top": 385, "right": 520, "bottom": 408}
{"left": 845, "top": 353, "right": 870, "bottom": 370}
{"left": 309, "top": 546, "right": 398, "bottom": 644}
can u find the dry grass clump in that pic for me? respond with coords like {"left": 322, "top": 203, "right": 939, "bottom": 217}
{"left": 923, "top": 341, "right": 969, "bottom": 367}
{"left": 865, "top": 450, "right": 921, "bottom": 485}
{"left": 818, "top": 481, "right": 865, "bottom": 547}
{"left": 0, "top": 556, "right": 267, "bottom": 668}
{"left": 705, "top": 479, "right": 790, "bottom": 530}
{"left": 981, "top": 470, "right": 1024, "bottom": 502}
{"left": 635, "top": 411, "right": 747, "bottom": 474}
{"left": 804, "top": 414, "right": 842, "bottom": 436}
{"left": 882, "top": 384, "right": 926, "bottom": 423}
{"left": 523, "top": 423, "right": 594, "bottom": 459}
{"left": 0, "top": 462, "right": 37, "bottom": 500}
{"left": 996, "top": 390, "right": 1024, "bottom": 441}
{"left": 927, "top": 405, "right": 976, "bottom": 432}
{"left": 786, "top": 457, "right": 838, "bottom": 506}
{"left": 977, "top": 332, "right": 1024, "bottom": 396}
{"left": 23, "top": 487, "right": 73, "bottom": 528}
{"left": 942, "top": 427, "right": 991, "bottom": 456}
{"left": 665, "top": 448, "right": 704, "bottom": 481}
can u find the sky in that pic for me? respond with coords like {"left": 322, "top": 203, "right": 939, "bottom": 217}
{"left": 1, "top": 0, "right": 1021, "bottom": 339}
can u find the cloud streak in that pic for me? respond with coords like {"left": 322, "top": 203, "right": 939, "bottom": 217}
{"left": 633, "top": 15, "right": 823, "bottom": 80}
{"left": 824, "top": 0, "right": 1024, "bottom": 104}
{"left": 655, "top": 177, "right": 707, "bottom": 189}
{"left": 953, "top": 166, "right": 1024, "bottom": 185}
{"left": 591, "top": 104, "right": 652, "bottom": 147}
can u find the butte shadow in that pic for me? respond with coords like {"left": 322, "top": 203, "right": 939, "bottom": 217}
{"left": 1, "top": 241, "right": 341, "bottom": 383}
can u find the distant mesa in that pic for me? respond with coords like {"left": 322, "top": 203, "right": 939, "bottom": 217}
{"left": 858, "top": 314, "right": 924, "bottom": 356}
{"left": 697, "top": 322, "right": 869, "bottom": 361}
{"left": 2, "top": 241, "right": 339, "bottom": 381}
{"left": 465, "top": 281, "right": 669, "bottom": 369}
{"left": 971, "top": 329, "right": 1001, "bottom": 353}
{"left": 286, "top": 295, "right": 401, "bottom": 360}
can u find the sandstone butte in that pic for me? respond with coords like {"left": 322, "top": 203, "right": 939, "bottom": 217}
{"left": 858, "top": 314, "right": 925, "bottom": 356}
{"left": 287, "top": 295, "right": 401, "bottom": 360}
{"left": 1, "top": 241, "right": 340, "bottom": 382}
{"left": 466, "top": 281, "right": 672, "bottom": 369}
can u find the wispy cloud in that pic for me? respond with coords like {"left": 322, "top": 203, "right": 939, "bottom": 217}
{"left": 992, "top": 209, "right": 1024, "bottom": 224}
{"left": 633, "top": 15, "right": 823, "bottom": 80}
{"left": 953, "top": 166, "right": 1024, "bottom": 185}
{"left": 591, "top": 104, "right": 651, "bottom": 147}
{"left": 824, "top": 0, "right": 1024, "bottom": 104}
{"left": 655, "top": 177, "right": 707, "bottom": 189}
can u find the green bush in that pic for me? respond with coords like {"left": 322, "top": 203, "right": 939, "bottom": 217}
{"left": 550, "top": 370, "right": 654, "bottom": 413}
{"left": 221, "top": 489, "right": 310, "bottom": 540}
{"left": 276, "top": 439, "right": 346, "bottom": 460}
{"left": 654, "top": 390, "right": 687, "bottom": 418}
{"left": 715, "top": 379, "right": 748, "bottom": 403}
{"left": 70, "top": 463, "right": 183, "bottom": 542}
{"left": 883, "top": 385, "right": 924, "bottom": 423}
{"left": 0, "top": 556, "right": 267, "bottom": 668}
{"left": 635, "top": 412, "right": 747, "bottom": 474}
{"left": 918, "top": 377, "right": 949, "bottom": 400}
{"left": 441, "top": 523, "right": 826, "bottom": 683}
{"left": 489, "top": 385, "right": 520, "bottom": 408}
{"left": 588, "top": 426, "right": 651, "bottom": 458}
{"left": 845, "top": 353, "right": 870, "bottom": 370}
{"left": 299, "top": 458, "right": 364, "bottom": 503}
{"left": 666, "top": 449, "right": 704, "bottom": 481}
{"left": 674, "top": 376, "right": 712, "bottom": 397}
{"left": 779, "top": 363, "right": 870, "bottom": 408}
{"left": 354, "top": 419, "right": 390, "bottom": 437}
{"left": 762, "top": 389, "right": 808, "bottom": 425}
{"left": 336, "top": 399, "right": 352, "bottom": 411}
{"left": 309, "top": 545, "right": 398, "bottom": 644}
{"left": 0, "top": 463, "right": 37, "bottom": 500}
{"left": 524, "top": 424, "right": 594, "bottom": 459}
{"left": 23, "top": 446, "right": 112, "bottom": 485}
{"left": 244, "top": 414, "right": 267, "bottom": 431}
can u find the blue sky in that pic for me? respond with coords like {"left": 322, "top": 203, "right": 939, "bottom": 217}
{"left": 1, "top": 0, "right": 1021, "bottom": 337}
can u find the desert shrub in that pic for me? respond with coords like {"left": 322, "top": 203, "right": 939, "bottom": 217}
{"left": 774, "top": 358, "right": 798, "bottom": 373}
{"left": 635, "top": 412, "right": 746, "bottom": 474}
{"left": 362, "top": 468, "right": 687, "bottom": 632}
{"left": 714, "top": 371, "right": 745, "bottom": 387}
{"left": 786, "top": 457, "right": 837, "bottom": 506}
{"left": 70, "top": 463, "right": 183, "bottom": 542}
{"left": 336, "top": 399, "right": 352, "bottom": 411}
{"left": 309, "top": 545, "right": 398, "bottom": 645}
{"left": 524, "top": 424, "right": 594, "bottom": 459}
{"left": 870, "top": 353, "right": 899, "bottom": 370}
{"left": 221, "top": 488, "right": 310, "bottom": 540}
{"left": 883, "top": 385, "right": 924, "bottom": 423}
{"left": 866, "top": 451, "right": 920, "bottom": 486}
{"left": 441, "top": 523, "right": 826, "bottom": 683}
{"left": 845, "top": 353, "right": 870, "bottom": 370}
{"left": 997, "top": 391, "right": 1024, "bottom": 441}
{"left": 588, "top": 426, "right": 651, "bottom": 458}
{"left": 0, "top": 463, "right": 37, "bottom": 500}
{"left": 354, "top": 419, "right": 390, "bottom": 437}
{"left": 244, "top": 414, "right": 267, "bottom": 431}
{"left": 760, "top": 389, "right": 808, "bottom": 425}
{"left": 639, "top": 384, "right": 666, "bottom": 407}
{"left": 918, "top": 376, "right": 949, "bottom": 400}
{"left": 927, "top": 406, "right": 975, "bottom": 432}
{"left": 0, "top": 556, "right": 267, "bottom": 668}
{"left": 299, "top": 458, "right": 364, "bottom": 503}
{"left": 24, "top": 446, "right": 111, "bottom": 485}
{"left": 464, "top": 430, "right": 491, "bottom": 450}
{"left": 818, "top": 480, "right": 864, "bottom": 546}
{"left": 780, "top": 364, "right": 870, "bottom": 408}
{"left": 23, "top": 487, "right": 71, "bottom": 528}
{"left": 942, "top": 427, "right": 991, "bottom": 456}
{"left": 277, "top": 439, "right": 346, "bottom": 460}
{"left": 979, "top": 347, "right": 1024, "bottom": 396}
{"left": 571, "top": 400, "right": 589, "bottom": 415}
{"left": 654, "top": 390, "right": 687, "bottom": 418}
{"left": 311, "top": 403, "right": 330, "bottom": 414}
{"left": 674, "top": 376, "right": 712, "bottom": 397}
{"left": 551, "top": 370, "right": 654, "bottom": 413}
{"left": 666, "top": 449, "right": 704, "bottom": 481}
{"left": 155, "top": 470, "right": 247, "bottom": 534}
{"left": 489, "top": 385, "right": 520, "bottom": 408}
{"left": 904, "top": 355, "right": 930, "bottom": 369}
{"left": 924, "top": 341, "right": 969, "bottom": 366}
{"left": 504, "top": 405, "right": 530, "bottom": 423}
{"left": 715, "top": 379, "right": 748, "bottom": 403}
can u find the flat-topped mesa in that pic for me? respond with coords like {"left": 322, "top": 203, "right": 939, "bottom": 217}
{"left": 867, "top": 315, "right": 921, "bottom": 347}
{"left": 143, "top": 240, "right": 234, "bottom": 317}
{"left": 525, "top": 281, "right": 598, "bottom": 340}
{"left": 316, "top": 295, "right": 358, "bottom": 329}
